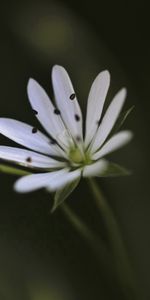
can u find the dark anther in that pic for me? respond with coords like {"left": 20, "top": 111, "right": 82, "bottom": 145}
{"left": 97, "top": 119, "right": 101, "bottom": 126}
{"left": 54, "top": 108, "right": 61, "bottom": 115}
{"left": 32, "top": 127, "right": 38, "bottom": 133}
{"left": 70, "top": 93, "right": 76, "bottom": 100}
{"left": 75, "top": 114, "right": 80, "bottom": 121}
{"left": 26, "top": 157, "right": 32, "bottom": 163}
{"left": 50, "top": 138, "right": 57, "bottom": 145}
{"left": 33, "top": 109, "right": 38, "bottom": 115}
{"left": 76, "top": 135, "right": 81, "bottom": 142}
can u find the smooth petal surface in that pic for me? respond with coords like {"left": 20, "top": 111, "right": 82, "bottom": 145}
{"left": 0, "top": 118, "right": 64, "bottom": 157}
{"left": 85, "top": 70, "right": 110, "bottom": 147}
{"left": 47, "top": 169, "right": 81, "bottom": 191}
{"left": 27, "top": 79, "right": 70, "bottom": 149}
{"left": 0, "top": 146, "right": 65, "bottom": 169}
{"left": 14, "top": 169, "right": 68, "bottom": 193}
{"left": 14, "top": 168, "right": 81, "bottom": 193}
{"left": 93, "top": 131, "right": 133, "bottom": 160}
{"left": 52, "top": 65, "right": 83, "bottom": 143}
{"left": 83, "top": 159, "right": 108, "bottom": 177}
{"left": 90, "top": 88, "right": 127, "bottom": 153}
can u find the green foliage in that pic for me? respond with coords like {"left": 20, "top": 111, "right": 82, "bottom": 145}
{"left": 0, "top": 164, "right": 31, "bottom": 176}
{"left": 99, "top": 162, "right": 131, "bottom": 177}
{"left": 51, "top": 177, "right": 80, "bottom": 212}
{"left": 112, "top": 105, "right": 134, "bottom": 134}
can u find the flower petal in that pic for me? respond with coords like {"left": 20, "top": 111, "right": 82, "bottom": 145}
{"left": 14, "top": 169, "right": 68, "bottom": 193}
{"left": 90, "top": 88, "right": 127, "bottom": 153}
{"left": 27, "top": 79, "right": 70, "bottom": 149}
{"left": 0, "top": 118, "right": 64, "bottom": 157}
{"left": 14, "top": 168, "right": 81, "bottom": 193}
{"left": 0, "top": 146, "right": 65, "bottom": 169}
{"left": 92, "top": 131, "right": 133, "bottom": 160}
{"left": 47, "top": 169, "right": 81, "bottom": 191}
{"left": 85, "top": 70, "right": 110, "bottom": 147}
{"left": 52, "top": 65, "right": 83, "bottom": 144}
{"left": 83, "top": 159, "right": 108, "bottom": 177}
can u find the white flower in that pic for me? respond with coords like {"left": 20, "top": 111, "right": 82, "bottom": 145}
{"left": 0, "top": 65, "right": 132, "bottom": 199}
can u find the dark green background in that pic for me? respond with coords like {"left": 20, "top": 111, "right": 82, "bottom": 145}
{"left": 0, "top": 0, "right": 149, "bottom": 299}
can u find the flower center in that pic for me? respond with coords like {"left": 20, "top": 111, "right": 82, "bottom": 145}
{"left": 69, "top": 147, "right": 92, "bottom": 165}
{"left": 69, "top": 147, "right": 83, "bottom": 163}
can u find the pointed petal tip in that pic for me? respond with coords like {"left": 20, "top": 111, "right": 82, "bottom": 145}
{"left": 126, "top": 130, "right": 134, "bottom": 140}
{"left": 14, "top": 174, "right": 41, "bottom": 194}
{"left": 27, "top": 78, "right": 39, "bottom": 96}
{"left": 52, "top": 64, "right": 62, "bottom": 68}
{"left": 97, "top": 69, "right": 111, "bottom": 83}
{"left": 52, "top": 65, "right": 69, "bottom": 81}
{"left": 27, "top": 78, "right": 38, "bottom": 89}
{"left": 13, "top": 179, "right": 26, "bottom": 193}
{"left": 52, "top": 64, "right": 64, "bottom": 73}
{"left": 27, "top": 77, "right": 34, "bottom": 85}
{"left": 14, "top": 184, "right": 30, "bottom": 194}
{"left": 115, "top": 129, "right": 134, "bottom": 143}
{"left": 119, "top": 87, "right": 127, "bottom": 98}
{"left": 101, "top": 69, "right": 110, "bottom": 77}
{"left": 119, "top": 130, "right": 134, "bottom": 146}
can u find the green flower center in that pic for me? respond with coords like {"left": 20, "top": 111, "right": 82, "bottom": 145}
{"left": 69, "top": 147, "right": 92, "bottom": 165}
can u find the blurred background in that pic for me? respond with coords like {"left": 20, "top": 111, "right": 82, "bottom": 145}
{"left": 0, "top": 0, "right": 149, "bottom": 299}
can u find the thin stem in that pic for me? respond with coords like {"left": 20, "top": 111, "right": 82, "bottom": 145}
{"left": 60, "top": 202, "right": 121, "bottom": 292}
{"left": 61, "top": 202, "right": 106, "bottom": 257}
{"left": 88, "top": 178, "right": 138, "bottom": 300}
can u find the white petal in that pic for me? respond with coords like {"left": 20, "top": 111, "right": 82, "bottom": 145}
{"left": 0, "top": 118, "right": 65, "bottom": 157}
{"left": 92, "top": 131, "right": 133, "bottom": 160}
{"left": 47, "top": 169, "right": 81, "bottom": 191}
{"left": 0, "top": 146, "right": 65, "bottom": 169}
{"left": 83, "top": 159, "right": 108, "bottom": 177}
{"left": 14, "top": 168, "right": 81, "bottom": 193}
{"left": 27, "top": 79, "right": 70, "bottom": 149}
{"left": 85, "top": 70, "right": 110, "bottom": 147}
{"left": 90, "top": 88, "right": 127, "bottom": 153}
{"left": 14, "top": 169, "right": 68, "bottom": 193}
{"left": 52, "top": 65, "right": 83, "bottom": 144}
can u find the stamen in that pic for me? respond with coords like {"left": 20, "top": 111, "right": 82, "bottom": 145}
{"left": 54, "top": 108, "right": 61, "bottom": 115}
{"left": 76, "top": 135, "right": 81, "bottom": 142}
{"left": 26, "top": 157, "right": 32, "bottom": 163}
{"left": 75, "top": 114, "right": 80, "bottom": 121}
{"left": 32, "top": 127, "right": 38, "bottom": 133}
{"left": 49, "top": 138, "right": 57, "bottom": 145}
{"left": 33, "top": 109, "right": 38, "bottom": 115}
{"left": 70, "top": 93, "right": 76, "bottom": 100}
{"left": 69, "top": 147, "right": 83, "bottom": 163}
{"left": 97, "top": 119, "right": 101, "bottom": 126}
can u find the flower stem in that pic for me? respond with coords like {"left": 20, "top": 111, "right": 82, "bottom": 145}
{"left": 88, "top": 178, "right": 138, "bottom": 300}
{"left": 61, "top": 202, "right": 106, "bottom": 257}
{"left": 60, "top": 202, "right": 119, "bottom": 290}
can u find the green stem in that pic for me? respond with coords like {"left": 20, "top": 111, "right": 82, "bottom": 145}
{"left": 60, "top": 202, "right": 120, "bottom": 291}
{"left": 61, "top": 202, "right": 106, "bottom": 258}
{"left": 88, "top": 178, "right": 138, "bottom": 300}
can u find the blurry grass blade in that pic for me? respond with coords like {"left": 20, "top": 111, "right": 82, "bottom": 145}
{"left": 118, "top": 105, "right": 135, "bottom": 128}
{"left": 98, "top": 162, "right": 131, "bottom": 177}
{"left": 112, "top": 105, "right": 135, "bottom": 134}
{"left": 51, "top": 177, "right": 80, "bottom": 212}
{"left": 0, "top": 164, "right": 31, "bottom": 176}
